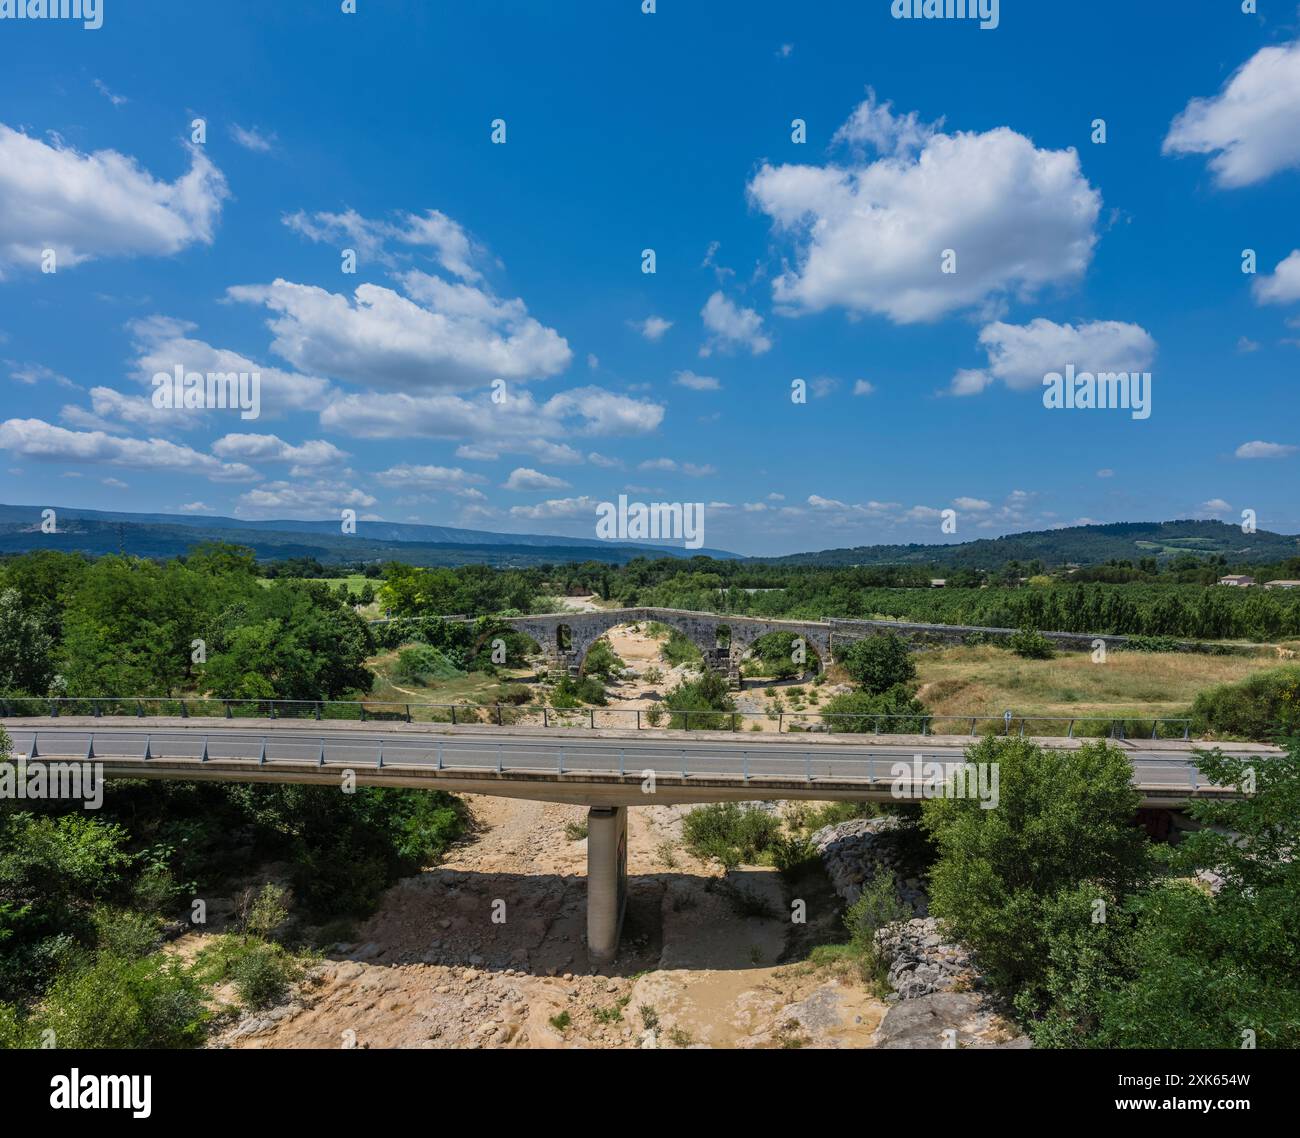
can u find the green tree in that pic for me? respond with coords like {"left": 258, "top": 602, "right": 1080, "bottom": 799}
{"left": 921, "top": 738, "right": 1149, "bottom": 997}
{"left": 822, "top": 686, "right": 929, "bottom": 733}
{"left": 836, "top": 633, "right": 916, "bottom": 694}
{"left": 0, "top": 589, "right": 54, "bottom": 695}
{"left": 665, "top": 670, "right": 735, "bottom": 730}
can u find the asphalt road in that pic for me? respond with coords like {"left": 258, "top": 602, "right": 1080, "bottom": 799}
{"left": 3, "top": 722, "right": 1270, "bottom": 794}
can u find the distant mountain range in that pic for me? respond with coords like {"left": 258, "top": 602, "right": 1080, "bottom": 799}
{"left": 0, "top": 503, "right": 738, "bottom": 567}
{"left": 769, "top": 520, "right": 1300, "bottom": 569}
{"left": 2, "top": 507, "right": 1295, "bottom": 571}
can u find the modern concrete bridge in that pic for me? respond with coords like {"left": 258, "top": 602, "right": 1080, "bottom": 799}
{"left": 377, "top": 606, "right": 1129, "bottom": 685}
{"left": 3, "top": 718, "right": 1274, "bottom": 962}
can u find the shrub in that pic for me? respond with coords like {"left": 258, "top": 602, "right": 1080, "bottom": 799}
{"left": 551, "top": 675, "right": 607, "bottom": 707}
{"left": 664, "top": 671, "right": 735, "bottom": 730}
{"left": 836, "top": 633, "right": 915, "bottom": 694}
{"left": 1007, "top": 627, "right": 1055, "bottom": 659}
{"left": 239, "top": 882, "right": 290, "bottom": 940}
{"left": 822, "top": 685, "right": 929, "bottom": 733}
{"left": 583, "top": 640, "right": 625, "bottom": 681}
{"left": 231, "top": 943, "right": 304, "bottom": 1010}
{"left": 1189, "top": 665, "right": 1300, "bottom": 741}
{"left": 682, "top": 804, "right": 780, "bottom": 867}
{"left": 660, "top": 629, "right": 702, "bottom": 667}
{"left": 194, "top": 935, "right": 305, "bottom": 1011}
{"left": 392, "top": 644, "right": 463, "bottom": 684}
{"left": 746, "top": 631, "right": 807, "bottom": 680}
{"left": 921, "top": 737, "right": 1148, "bottom": 998}
{"left": 844, "top": 871, "right": 913, "bottom": 980}
{"left": 770, "top": 834, "right": 818, "bottom": 876}
{"left": 40, "top": 952, "right": 209, "bottom": 1049}
{"left": 91, "top": 907, "right": 161, "bottom": 960}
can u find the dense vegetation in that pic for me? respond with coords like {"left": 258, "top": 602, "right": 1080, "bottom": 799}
{"left": 544, "top": 555, "right": 1300, "bottom": 642}
{"left": 0, "top": 546, "right": 374, "bottom": 702}
{"left": 0, "top": 724, "right": 465, "bottom": 1049}
{"left": 920, "top": 737, "right": 1300, "bottom": 1047}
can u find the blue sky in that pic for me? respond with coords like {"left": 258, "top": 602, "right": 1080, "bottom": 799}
{"left": 1, "top": 0, "right": 1299, "bottom": 557}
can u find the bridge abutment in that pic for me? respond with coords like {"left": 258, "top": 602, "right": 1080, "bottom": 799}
{"left": 586, "top": 805, "right": 628, "bottom": 964}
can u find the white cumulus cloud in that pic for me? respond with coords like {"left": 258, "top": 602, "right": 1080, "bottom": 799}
{"left": 1254, "top": 250, "right": 1300, "bottom": 306}
{"left": 1164, "top": 40, "right": 1300, "bottom": 188}
{"left": 700, "top": 292, "right": 771, "bottom": 356}
{"left": 228, "top": 274, "right": 571, "bottom": 392}
{"left": 1235, "top": 440, "right": 1296, "bottom": 459}
{"left": 951, "top": 318, "right": 1157, "bottom": 395}
{"left": 0, "top": 124, "right": 227, "bottom": 275}
{"left": 748, "top": 97, "right": 1101, "bottom": 324}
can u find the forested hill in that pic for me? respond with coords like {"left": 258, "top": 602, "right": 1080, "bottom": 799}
{"left": 0, "top": 502, "right": 737, "bottom": 566}
{"left": 768, "top": 521, "right": 1300, "bottom": 569}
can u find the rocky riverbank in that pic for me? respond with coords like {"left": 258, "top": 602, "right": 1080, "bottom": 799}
{"left": 810, "top": 816, "right": 1030, "bottom": 1048}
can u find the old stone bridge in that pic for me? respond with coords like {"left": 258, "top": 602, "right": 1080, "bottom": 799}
{"left": 377, "top": 607, "right": 1121, "bottom": 686}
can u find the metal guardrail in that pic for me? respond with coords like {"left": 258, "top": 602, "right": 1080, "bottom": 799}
{"left": 0, "top": 697, "right": 1194, "bottom": 740}
{"left": 3, "top": 728, "right": 1220, "bottom": 793}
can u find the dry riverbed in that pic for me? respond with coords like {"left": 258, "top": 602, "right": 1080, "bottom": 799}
{"left": 208, "top": 792, "right": 887, "bottom": 1049}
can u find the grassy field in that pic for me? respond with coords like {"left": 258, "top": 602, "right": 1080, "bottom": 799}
{"left": 257, "top": 575, "right": 372, "bottom": 595}
{"left": 364, "top": 647, "right": 528, "bottom": 709}
{"left": 914, "top": 644, "right": 1284, "bottom": 722}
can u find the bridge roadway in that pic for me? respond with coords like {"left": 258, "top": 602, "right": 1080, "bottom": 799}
{"left": 5, "top": 718, "right": 1276, "bottom": 962}
{"left": 1, "top": 717, "right": 1272, "bottom": 809}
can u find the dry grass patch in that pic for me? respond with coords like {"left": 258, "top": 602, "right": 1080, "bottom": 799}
{"left": 915, "top": 645, "right": 1282, "bottom": 720}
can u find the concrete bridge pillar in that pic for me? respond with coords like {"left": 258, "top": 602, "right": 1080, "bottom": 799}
{"left": 586, "top": 805, "right": 628, "bottom": 964}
